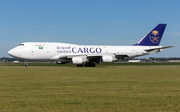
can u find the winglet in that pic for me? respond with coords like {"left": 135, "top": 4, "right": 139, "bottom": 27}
{"left": 134, "top": 24, "right": 166, "bottom": 46}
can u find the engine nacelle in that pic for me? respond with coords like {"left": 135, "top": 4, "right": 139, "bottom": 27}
{"left": 72, "top": 57, "right": 83, "bottom": 65}
{"left": 102, "top": 56, "right": 113, "bottom": 62}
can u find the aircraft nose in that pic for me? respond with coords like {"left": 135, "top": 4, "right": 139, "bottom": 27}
{"left": 8, "top": 49, "right": 15, "bottom": 57}
{"left": 8, "top": 48, "right": 21, "bottom": 58}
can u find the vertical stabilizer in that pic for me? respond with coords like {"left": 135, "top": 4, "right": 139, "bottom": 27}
{"left": 134, "top": 24, "right": 166, "bottom": 46}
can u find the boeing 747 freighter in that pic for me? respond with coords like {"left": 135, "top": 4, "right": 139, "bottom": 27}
{"left": 8, "top": 24, "right": 173, "bottom": 67}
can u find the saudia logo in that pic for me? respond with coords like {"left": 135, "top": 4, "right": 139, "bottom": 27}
{"left": 149, "top": 30, "right": 160, "bottom": 43}
{"left": 39, "top": 47, "right": 43, "bottom": 49}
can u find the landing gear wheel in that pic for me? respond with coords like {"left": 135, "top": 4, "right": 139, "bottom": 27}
{"left": 24, "top": 61, "right": 29, "bottom": 67}
{"left": 25, "top": 63, "right": 29, "bottom": 67}
{"left": 76, "top": 64, "right": 83, "bottom": 67}
{"left": 84, "top": 63, "right": 96, "bottom": 67}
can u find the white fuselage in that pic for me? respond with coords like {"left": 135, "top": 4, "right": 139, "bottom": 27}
{"left": 8, "top": 42, "right": 161, "bottom": 62}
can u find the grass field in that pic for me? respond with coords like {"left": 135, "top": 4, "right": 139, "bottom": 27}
{"left": 0, "top": 66, "right": 180, "bottom": 111}
{"left": 1, "top": 62, "right": 180, "bottom": 66}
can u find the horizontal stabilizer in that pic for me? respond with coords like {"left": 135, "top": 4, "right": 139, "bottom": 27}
{"left": 145, "top": 46, "right": 174, "bottom": 52}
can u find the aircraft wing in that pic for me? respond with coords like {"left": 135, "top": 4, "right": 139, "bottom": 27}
{"left": 87, "top": 54, "right": 130, "bottom": 59}
{"left": 51, "top": 53, "right": 136, "bottom": 61}
{"left": 53, "top": 54, "right": 105, "bottom": 59}
{"left": 51, "top": 54, "right": 102, "bottom": 60}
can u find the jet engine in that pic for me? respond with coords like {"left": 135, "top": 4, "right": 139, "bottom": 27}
{"left": 102, "top": 56, "right": 113, "bottom": 62}
{"left": 72, "top": 57, "right": 83, "bottom": 65}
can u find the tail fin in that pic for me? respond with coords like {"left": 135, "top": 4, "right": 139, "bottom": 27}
{"left": 134, "top": 24, "right": 166, "bottom": 46}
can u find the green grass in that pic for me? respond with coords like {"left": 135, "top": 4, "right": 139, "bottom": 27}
{"left": 0, "top": 63, "right": 75, "bottom": 66}
{"left": 0, "top": 66, "right": 180, "bottom": 111}
{"left": 1, "top": 62, "right": 180, "bottom": 66}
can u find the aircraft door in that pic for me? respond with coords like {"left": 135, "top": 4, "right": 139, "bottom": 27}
{"left": 45, "top": 42, "right": 48, "bottom": 49}
{"left": 31, "top": 49, "right": 35, "bottom": 55}
{"left": 104, "top": 47, "right": 108, "bottom": 53}
{"left": 45, "top": 42, "right": 51, "bottom": 58}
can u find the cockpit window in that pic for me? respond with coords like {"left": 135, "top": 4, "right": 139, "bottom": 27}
{"left": 19, "top": 44, "right": 24, "bottom": 46}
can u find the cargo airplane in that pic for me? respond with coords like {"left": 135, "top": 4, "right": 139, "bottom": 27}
{"left": 8, "top": 24, "right": 173, "bottom": 67}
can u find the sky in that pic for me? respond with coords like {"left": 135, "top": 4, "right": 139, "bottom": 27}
{"left": 0, "top": 0, "right": 180, "bottom": 58}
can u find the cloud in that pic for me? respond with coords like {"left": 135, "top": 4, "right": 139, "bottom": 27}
{"left": 45, "top": 26, "right": 60, "bottom": 29}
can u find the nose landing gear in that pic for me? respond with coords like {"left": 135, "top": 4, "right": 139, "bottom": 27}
{"left": 24, "top": 61, "right": 29, "bottom": 67}
{"left": 76, "top": 62, "right": 96, "bottom": 67}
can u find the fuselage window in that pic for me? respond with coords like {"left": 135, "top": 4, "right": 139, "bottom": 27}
{"left": 19, "top": 44, "right": 24, "bottom": 46}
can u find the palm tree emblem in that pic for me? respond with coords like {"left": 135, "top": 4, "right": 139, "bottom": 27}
{"left": 149, "top": 30, "right": 159, "bottom": 43}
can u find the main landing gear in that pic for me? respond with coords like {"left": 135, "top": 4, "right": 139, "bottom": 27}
{"left": 76, "top": 64, "right": 83, "bottom": 67}
{"left": 76, "top": 63, "right": 96, "bottom": 67}
{"left": 84, "top": 63, "right": 96, "bottom": 67}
